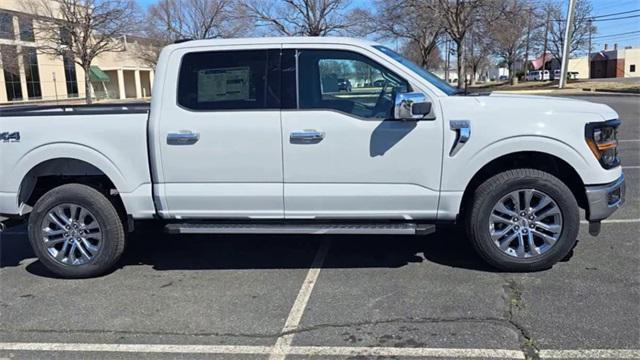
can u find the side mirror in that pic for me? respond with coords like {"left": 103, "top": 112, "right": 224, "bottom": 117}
{"left": 394, "top": 92, "right": 432, "bottom": 120}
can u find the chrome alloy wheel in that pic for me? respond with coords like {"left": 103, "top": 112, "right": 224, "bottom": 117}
{"left": 41, "top": 204, "right": 103, "bottom": 266}
{"left": 489, "top": 189, "right": 563, "bottom": 258}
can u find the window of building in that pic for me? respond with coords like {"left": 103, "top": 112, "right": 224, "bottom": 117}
{"left": 297, "top": 50, "right": 409, "bottom": 119}
{"left": 631, "top": 64, "right": 636, "bottom": 73}
{"left": 60, "top": 26, "right": 71, "bottom": 46}
{"left": 0, "top": 12, "right": 14, "bottom": 40}
{"left": 1, "top": 45, "right": 23, "bottom": 101}
{"left": 23, "top": 47, "right": 41, "bottom": 99}
{"left": 18, "top": 16, "right": 34, "bottom": 42}
{"left": 62, "top": 52, "right": 79, "bottom": 98}
{"left": 177, "top": 49, "right": 281, "bottom": 111}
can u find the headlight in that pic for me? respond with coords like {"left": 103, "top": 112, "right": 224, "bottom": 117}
{"left": 585, "top": 119, "right": 621, "bottom": 169}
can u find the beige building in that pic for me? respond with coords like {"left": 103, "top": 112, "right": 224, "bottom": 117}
{"left": 0, "top": 0, "right": 154, "bottom": 105}
{"left": 568, "top": 45, "right": 640, "bottom": 80}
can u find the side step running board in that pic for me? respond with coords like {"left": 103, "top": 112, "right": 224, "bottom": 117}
{"left": 165, "top": 223, "right": 436, "bottom": 236}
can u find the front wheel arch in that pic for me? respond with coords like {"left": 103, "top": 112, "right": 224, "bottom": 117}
{"left": 459, "top": 151, "right": 587, "bottom": 222}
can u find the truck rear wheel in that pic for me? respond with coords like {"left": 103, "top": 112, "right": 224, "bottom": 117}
{"left": 465, "top": 169, "right": 579, "bottom": 272}
{"left": 28, "top": 184, "right": 126, "bottom": 278}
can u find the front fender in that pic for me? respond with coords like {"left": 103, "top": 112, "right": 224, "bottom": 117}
{"left": 442, "top": 135, "right": 621, "bottom": 192}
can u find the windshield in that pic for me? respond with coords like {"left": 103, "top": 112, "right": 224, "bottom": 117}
{"left": 374, "top": 45, "right": 459, "bottom": 96}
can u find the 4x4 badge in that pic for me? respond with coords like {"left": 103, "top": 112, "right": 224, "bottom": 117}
{"left": 0, "top": 131, "right": 20, "bottom": 142}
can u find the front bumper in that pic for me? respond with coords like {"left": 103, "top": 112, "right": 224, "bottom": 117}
{"left": 585, "top": 173, "right": 625, "bottom": 221}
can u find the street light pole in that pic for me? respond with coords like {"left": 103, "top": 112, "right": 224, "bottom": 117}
{"left": 559, "top": 0, "right": 577, "bottom": 88}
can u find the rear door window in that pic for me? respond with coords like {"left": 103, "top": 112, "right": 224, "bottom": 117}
{"left": 177, "top": 49, "right": 280, "bottom": 111}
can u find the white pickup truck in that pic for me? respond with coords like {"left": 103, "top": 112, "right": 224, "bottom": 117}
{"left": 0, "top": 37, "right": 625, "bottom": 278}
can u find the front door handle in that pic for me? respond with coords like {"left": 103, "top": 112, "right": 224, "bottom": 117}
{"left": 290, "top": 130, "right": 325, "bottom": 144}
{"left": 167, "top": 130, "right": 200, "bottom": 145}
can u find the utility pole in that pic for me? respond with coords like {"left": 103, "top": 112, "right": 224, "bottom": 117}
{"left": 587, "top": 19, "right": 592, "bottom": 79}
{"left": 445, "top": 38, "right": 450, "bottom": 82}
{"left": 559, "top": 0, "right": 577, "bottom": 88}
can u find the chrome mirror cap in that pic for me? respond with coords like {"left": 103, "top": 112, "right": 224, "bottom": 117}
{"left": 394, "top": 92, "right": 430, "bottom": 120}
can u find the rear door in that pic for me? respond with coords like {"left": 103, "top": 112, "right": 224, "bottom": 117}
{"left": 155, "top": 47, "right": 285, "bottom": 219}
{"left": 281, "top": 47, "right": 443, "bottom": 220}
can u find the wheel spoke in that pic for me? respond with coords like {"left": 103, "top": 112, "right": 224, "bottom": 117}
{"left": 48, "top": 213, "right": 67, "bottom": 229}
{"left": 523, "top": 189, "right": 534, "bottom": 211}
{"left": 43, "top": 227, "right": 65, "bottom": 236}
{"left": 499, "top": 232, "right": 518, "bottom": 250}
{"left": 54, "top": 207, "right": 72, "bottom": 226}
{"left": 533, "top": 229, "right": 558, "bottom": 245}
{"left": 534, "top": 221, "right": 561, "bottom": 234}
{"left": 491, "top": 213, "right": 513, "bottom": 225}
{"left": 532, "top": 196, "right": 552, "bottom": 214}
{"left": 494, "top": 202, "right": 518, "bottom": 218}
{"left": 509, "top": 193, "right": 522, "bottom": 212}
{"left": 76, "top": 241, "right": 92, "bottom": 261}
{"left": 80, "top": 237, "right": 99, "bottom": 254}
{"left": 515, "top": 233, "right": 526, "bottom": 257}
{"left": 44, "top": 238, "right": 66, "bottom": 248}
{"left": 56, "top": 241, "right": 70, "bottom": 261}
{"left": 491, "top": 225, "right": 514, "bottom": 241}
{"left": 527, "top": 231, "right": 540, "bottom": 256}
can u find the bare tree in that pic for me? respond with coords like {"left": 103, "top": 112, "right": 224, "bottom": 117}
{"left": 141, "top": 0, "right": 247, "bottom": 66}
{"left": 242, "top": 0, "right": 355, "bottom": 36}
{"left": 546, "top": 0, "right": 594, "bottom": 66}
{"left": 425, "top": 0, "right": 491, "bottom": 88}
{"left": 366, "top": 0, "right": 443, "bottom": 69}
{"left": 25, "top": 0, "right": 137, "bottom": 104}
{"left": 402, "top": 40, "right": 443, "bottom": 70}
{"left": 489, "top": 0, "right": 529, "bottom": 82}
{"left": 465, "top": 25, "right": 491, "bottom": 85}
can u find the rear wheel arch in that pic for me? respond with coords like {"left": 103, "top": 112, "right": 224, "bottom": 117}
{"left": 18, "top": 158, "right": 128, "bottom": 227}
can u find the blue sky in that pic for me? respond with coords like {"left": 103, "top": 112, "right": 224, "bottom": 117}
{"left": 135, "top": 0, "right": 640, "bottom": 49}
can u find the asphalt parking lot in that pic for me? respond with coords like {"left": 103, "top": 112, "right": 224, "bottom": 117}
{"left": 1, "top": 94, "right": 638, "bottom": 360}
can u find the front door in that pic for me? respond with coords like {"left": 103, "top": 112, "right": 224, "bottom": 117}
{"left": 281, "top": 49, "right": 443, "bottom": 220}
{"left": 157, "top": 48, "right": 284, "bottom": 219}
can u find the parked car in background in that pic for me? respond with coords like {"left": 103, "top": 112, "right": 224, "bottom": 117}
{"left": 0, "top": 37, "right": 625, "bottom": 278}
{"left": 337, "top": 78, "right": 352, "bottom": 92}
{"left": 525, "top": 70, "right": 550, "bottom": 81}
{"left": 498, "top": 75, "right": 509, "bottom": 81}
{"left": 373, "top": 79, "right": 386, "bottom": 87}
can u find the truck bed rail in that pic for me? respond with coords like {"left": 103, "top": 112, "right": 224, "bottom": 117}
{"left": 0, "top": 102, "right": 150, "bottom": 117}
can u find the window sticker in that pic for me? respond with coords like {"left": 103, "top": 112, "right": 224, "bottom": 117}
{"left": 198, "top": 67, "right": 251, "bottom": 102}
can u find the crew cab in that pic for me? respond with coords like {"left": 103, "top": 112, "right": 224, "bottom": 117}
{"left": 0, "top": 37, "right": 625, "bottom": 278}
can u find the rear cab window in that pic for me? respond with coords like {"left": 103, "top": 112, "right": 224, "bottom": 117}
{"left": 177, "top": 49, "right": 281, "bottom": 111}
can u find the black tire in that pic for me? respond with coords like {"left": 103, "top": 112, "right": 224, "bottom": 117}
{"left": 465, "top": 169, "right": 579, "bottom": 272}
{"left": 28, "top": 184, "right": 126, "bottom": 278}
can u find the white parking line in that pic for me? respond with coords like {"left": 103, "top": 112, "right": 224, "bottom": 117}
{"left": 623, "top": 166, "right": 640, "bottom": 169}
{"left": 3, "top": 342, "right": 639, "bottom": 359}
{"left": 0, "top": 343, "right": 271, "bottom": 354}
{"left": 539, "top": 349, "right": 640, "bottom": 359}
{"left": 619, "top": 139, "right": 640, "bottom": 142}
{"left": 287, "top": 346, "right": 525, "bottom": 358}
{"left": 581, "top": 219, "right": 640, "bottom": 224}
{"left": 269, "top": 239, "right": 331, "bottom": 360}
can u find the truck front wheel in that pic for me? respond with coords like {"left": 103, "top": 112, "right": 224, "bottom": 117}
{"left": 466, "top": 169, "right": 579, "bottom": 271}
{"left": 28, "top": 184, "right": 126, "bottom": 278}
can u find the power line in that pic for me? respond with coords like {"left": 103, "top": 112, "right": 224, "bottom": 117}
{"left": 591, "top": 9, "right": 640, "bottom": 19}
{"left": 593, "top": 30, "right": 640, "bottom": 39}
{"left": 553, "top": 14, "right": 640, "bottom": 22}
{"left": 591, "top": 14, "right": 640, "bottom": 22}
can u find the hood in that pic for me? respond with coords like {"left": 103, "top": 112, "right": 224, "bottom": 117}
{"left": 481, "top": 93, "right": 619, "bottom": 121}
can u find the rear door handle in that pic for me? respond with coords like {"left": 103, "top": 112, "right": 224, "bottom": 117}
{"left": 167, "top": 130, "right": 200, "bottom": 145}
{"left": 290, "top": 130, "right": 325, "bottom": 144}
